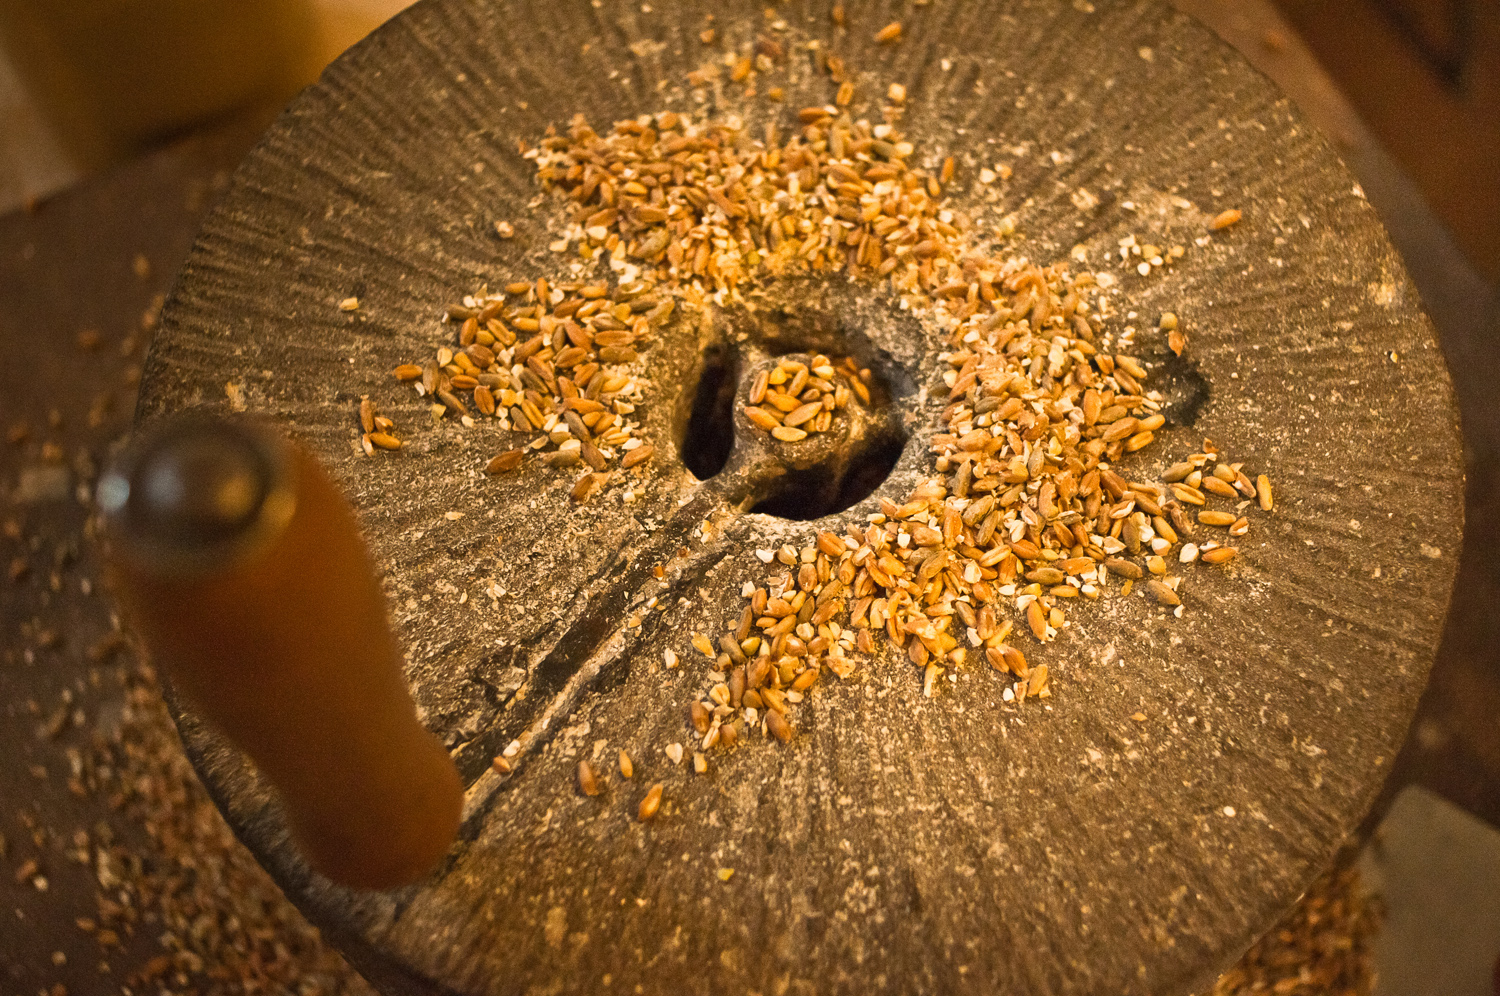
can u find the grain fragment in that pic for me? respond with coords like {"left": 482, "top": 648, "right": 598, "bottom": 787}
{"left": 875, "top": 21, "right": 902, "bottom": 43}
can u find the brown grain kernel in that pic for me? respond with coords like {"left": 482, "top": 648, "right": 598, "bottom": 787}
{"left": 1103, "top": 557, "right": 1143, "bottom": 579}
{"left": 487, "top": 449, "right": 524, "bottom": 473}
{"left": 1199, "top": 510, "right": 1236, "bottom": 527}
{"left": 689, "top": 700, "right": 711, "bottom": 734}
{"left": 580, "top": 439, "right": 608, "bottom": 471}
{"left": 1202, "top": 476, "right": 1238, "bottom": 498}
{"left": 571, "top": 471, "right": 607, "bottom": 502}
{"left": 618, "top": 750, "right": 634, "bottom": 779}
{"left": 492, "top": 755, "right": 513, "bottom": 774}
{"left": 1210, "top": 208, "right": 1243, "bottom": 230}
{"left": 784, "top": 401, "right": 821, "bottom": 427}
{"left": 393, "top": 363, "right": 422, "bottom": 381}
{"left": 578, "top": 760, "right": 600, "bottom": 796}
{"left": 766, "top": 708, "right": 794, "bottom": 742}
{"left": 1257, "top": 474, "right": 1273, "bottom": 511}
{"left": 622, "top": 444, "right": 654, "bottom": 469}
{"left": 749, "top": 370, "right": 769, "bottom": 404}
{"left": 1171, "top": 483, "right": 1206, "bottom": 505}
{"left": 367, "top": 432, "right": 401, "bottom": 450}
{"left": 1163, "top": 461, "right": 1195, "bottom": 483}
{"left": 358, "top": 398, "right": 376, "bottom": 434}
{"left": 1201, "top": 546, "right": 1238, "bottom": 564}
{"left": 639, "top": 783, "right": 664, "bottom": 820}
{"left": 1146, "top": 580, "right": 1181, "bottom": 606}
{"left": 1026, "top": 599, "right": 1047, "bottom": 639}
{"left": 744, "top": 405, "right": 780, "bottom": 430}
{"left": 875, "top": 21, "right": 902, "bottom": 43}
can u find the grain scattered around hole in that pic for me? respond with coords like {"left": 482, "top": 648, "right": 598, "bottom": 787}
{"left": 376, "top": 95, "right": 1287, "bottom": 758}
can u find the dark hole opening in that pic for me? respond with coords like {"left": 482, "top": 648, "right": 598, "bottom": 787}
{"left": 749, "top": 423, "right": 907, "bottom": 521}
{"left": 681, "top": 344, "right": 738, "bottom": 480}
{"left": 1155, "top": 352, "right": 1211, "bottom": 428}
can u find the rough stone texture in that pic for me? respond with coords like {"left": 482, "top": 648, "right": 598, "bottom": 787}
{"left": 137, "top": 0, "right": 1463, "bottom": 993}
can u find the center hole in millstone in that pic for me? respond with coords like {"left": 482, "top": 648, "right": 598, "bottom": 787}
{"left": 682, "top": 287, "right": 918, "bottom": 514}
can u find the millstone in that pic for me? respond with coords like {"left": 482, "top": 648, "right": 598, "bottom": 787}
{"left": 138, "top": 1, "right": 1463, "bottom": 993}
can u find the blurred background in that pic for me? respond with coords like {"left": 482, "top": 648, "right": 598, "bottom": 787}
{"left": 1, "top": 1, "right": 1497, "bottom": 994}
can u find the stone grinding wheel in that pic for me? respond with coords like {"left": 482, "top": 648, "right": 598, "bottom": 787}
{"left": 137, "top": 0, "right": 1463, "bottom": 993}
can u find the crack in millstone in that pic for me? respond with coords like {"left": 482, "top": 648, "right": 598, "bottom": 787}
{"left": 450, "top": 481, "right": 741, "bottom": 820}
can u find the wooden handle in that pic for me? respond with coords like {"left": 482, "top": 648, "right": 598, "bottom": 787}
{"left": 101, "top": 418, "right": 461, "bottom": 889}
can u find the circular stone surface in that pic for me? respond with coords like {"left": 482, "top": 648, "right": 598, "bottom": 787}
{"left": 139, "top": 1, "right": 1463, "bottom": 994}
